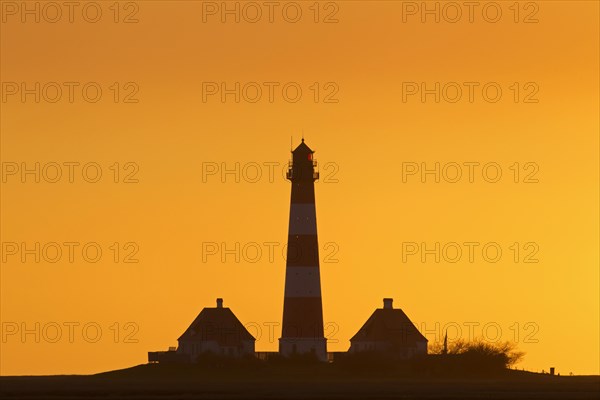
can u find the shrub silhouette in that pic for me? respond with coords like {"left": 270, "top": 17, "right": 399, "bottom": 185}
{"left": 421, "top": 339, "right": 525, "bottom": 375}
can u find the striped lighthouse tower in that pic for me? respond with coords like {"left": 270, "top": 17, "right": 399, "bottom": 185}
{"left": 279, "top": 139, "right": 327, "bottom": 362}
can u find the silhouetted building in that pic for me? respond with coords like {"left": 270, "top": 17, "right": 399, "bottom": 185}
{"left": 280, "top": 139, "right": 327, "bottom": 361}
{"left": 148, "top": 298, "right": 255, "bottom": 363}
{"left": 177, "top": 298, "right": 255, "bottom": 360}
{"left": 147, "top": 142, "right": 434, "bottom": 366}
{"left": 349, "top": 298, "right": 427, "bottom": 359}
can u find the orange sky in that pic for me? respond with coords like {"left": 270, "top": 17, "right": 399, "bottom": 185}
{"left": 1, "top": 0, "right": 599, "bottom": 376}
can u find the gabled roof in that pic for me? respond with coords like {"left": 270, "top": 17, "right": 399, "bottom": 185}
{"left": 350, "top": 307, "right": 428, "bottom": 347}
{"left": 292, "top": 139, "right": 313, "bottom": 154}
{"left": 178, "top": 306, "right": 255, "bottom": 346}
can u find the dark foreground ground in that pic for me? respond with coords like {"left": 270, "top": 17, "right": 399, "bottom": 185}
{"left": 1, "top": 363, "right": 599, "bottom": 400}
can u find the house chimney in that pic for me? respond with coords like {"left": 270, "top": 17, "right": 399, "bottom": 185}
{"left": 216, "top": 298, "right": 223, "bottom": 308}
{"left": 383, "top": 298, "right": 393, "bottom": 309}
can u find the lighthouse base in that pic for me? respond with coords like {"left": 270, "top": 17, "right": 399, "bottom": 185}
{"left": 279, "top": 338, "right": 327, "bottom": 362}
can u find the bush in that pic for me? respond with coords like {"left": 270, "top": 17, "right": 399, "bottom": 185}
{"left": 421, "top": 339, "right": 525, "bottom": 375}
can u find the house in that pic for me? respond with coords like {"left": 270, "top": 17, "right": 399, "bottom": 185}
{"left": 148, "top": 298, "right": 255, "bottom": 363}
{"left": 177, "top": 298, "right": 255, "bottom": 360}
{"left": 349, "top": 298, "right": 427, "bottom": 359}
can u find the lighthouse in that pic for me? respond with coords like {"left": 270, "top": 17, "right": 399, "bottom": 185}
{"left": 279, "top": 139, "right": 327, "bottom": 361}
